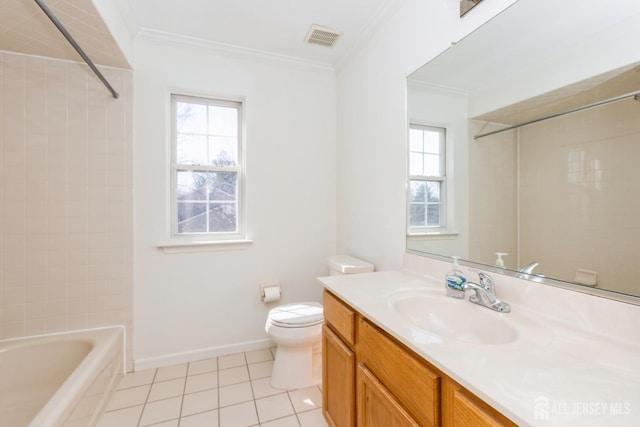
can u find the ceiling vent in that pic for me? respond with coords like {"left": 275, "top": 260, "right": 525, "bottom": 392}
{"left": 305, "top": 24, "right": 342, "bottom": 48}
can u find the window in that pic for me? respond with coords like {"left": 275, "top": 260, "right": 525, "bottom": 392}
{"left": 171, "top": 94, "right": 244, "bottom": 239}
{"left": 408, "top": 124, "right": 446, "bottom": 232}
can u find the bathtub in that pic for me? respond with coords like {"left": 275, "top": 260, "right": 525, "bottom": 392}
{"left": 0, "top": 327, "right": 124, "bottom": 427}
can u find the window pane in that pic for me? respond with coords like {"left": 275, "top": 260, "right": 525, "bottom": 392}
{"left": 424, "top": 130, "right": 441, "bottom": 154}
{"left": 409, "top": 181, "right": 426, "bottom": 202}
{"left": 409, "top": 153, "right": 424, "bottom": 176}
{"left": 176, "top": 102, "right": 207, "bottom": 134}
{"left": 424, "top": 154, "right": 441, "bottom": 176}
{"left": 427, "top": 204, "right": 441, "bottom": 226}
{"left": 209, "top": 106, "right": 238, "bottom": 136}
{"left": 177, "top": 134, "right": 208, "bottom": 165}
{"left": 209, "top": 203, "right": 237, "bottom": 232}
{"left": 409, "top": 204, "right": 425, "bottom": 226}
{"left": 409, "top": 129, "right": 424, "bottom": 152}
{"left": 208, "top": 172, "right": 237, "bottom": 201}
{"left": 209, "top": 136, "right": 237, "bottom": 166}
{"left": 177, "top": 202, "right": 207, "bottom": 233}
{"left": 426, "top": 181, "right": 441, "bottom": 202}
{"left": 177, "top": 171, "right": 207, "bottom": 200}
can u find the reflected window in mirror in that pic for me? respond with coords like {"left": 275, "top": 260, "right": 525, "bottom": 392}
{"left": 408, "top": 124, "right": 446, "bottom": 233}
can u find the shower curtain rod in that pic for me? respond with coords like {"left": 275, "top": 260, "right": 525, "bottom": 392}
{"left": 473, "top": 89, "right": 640, "bottom": 140}
{"left": 34, "top": 0, "right": 119, "bottom": 99}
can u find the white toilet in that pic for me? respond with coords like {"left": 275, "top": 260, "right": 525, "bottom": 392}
{"left": 265, "top": 255, "right": 374, "bottom": 390}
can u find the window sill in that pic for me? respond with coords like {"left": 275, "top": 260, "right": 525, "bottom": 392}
{"left": 407, "top": 231, "right": 460, "bottom": 240}
{"left": 157, "top": 239, "right": 254, "bottom": 254}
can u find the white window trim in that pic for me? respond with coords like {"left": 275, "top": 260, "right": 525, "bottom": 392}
{"left": 159, "top": 92, "right": 249, "bottom": 252}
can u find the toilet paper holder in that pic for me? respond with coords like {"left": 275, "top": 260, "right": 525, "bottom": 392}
{"left": 260, "top": 281, "right": 281, "bottom": 302}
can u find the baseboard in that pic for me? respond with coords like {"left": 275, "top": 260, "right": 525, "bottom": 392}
{"left": 133, "top": 338, "right": 274, "bottom": 371}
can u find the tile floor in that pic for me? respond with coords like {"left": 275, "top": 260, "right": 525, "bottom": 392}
{"left": 98, "top": 348, "right": 328, "bottom": 427}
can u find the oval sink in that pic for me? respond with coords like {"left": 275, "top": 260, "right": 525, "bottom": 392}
{"left": 389, "top": 289, "right": 518, "bottom": 345}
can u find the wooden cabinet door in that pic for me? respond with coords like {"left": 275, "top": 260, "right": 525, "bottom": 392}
{"left": 357, "top": 364, "right": 420, "bottom": 427}
{"left": 323, "top": 325, "right": 355, "bottom": 427}
{"left": 358, "top": 319, "right": 440, "bottom": 426}
{"left": 442, "top": 378, "right": 517, "bottom": 427}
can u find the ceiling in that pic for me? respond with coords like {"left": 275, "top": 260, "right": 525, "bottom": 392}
{"left": 129, "top": 0, "right": 400, "bottom": 67}
{"left": 0, "top": 0, "right": 401, "bottom": 69}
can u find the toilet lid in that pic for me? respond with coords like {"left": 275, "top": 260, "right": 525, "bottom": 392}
{"left": 268, "top": 302, "right": 323, "bottom": 327}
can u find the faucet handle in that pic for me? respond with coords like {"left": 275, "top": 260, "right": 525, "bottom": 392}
{"left": 469, "top": 269, "right": 494, "bottom": 290}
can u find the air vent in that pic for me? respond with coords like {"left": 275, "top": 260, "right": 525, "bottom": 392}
{"left": 305, "top": 24, "right": 342, "bottom": 48}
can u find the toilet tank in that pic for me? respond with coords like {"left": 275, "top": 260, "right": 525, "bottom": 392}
{"left": 327, "top": 255, "right": 374, "bottom": 276}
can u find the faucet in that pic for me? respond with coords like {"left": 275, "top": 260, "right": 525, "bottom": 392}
{"left": 462, "top": 270, "right": 511, "bottom": 313}
{"left": 516, "top": 261, "right": 539, "bottom": 279}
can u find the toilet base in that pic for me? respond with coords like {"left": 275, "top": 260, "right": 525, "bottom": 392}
{"left": 270, "top": 341, "right": 321, "bottom": 390}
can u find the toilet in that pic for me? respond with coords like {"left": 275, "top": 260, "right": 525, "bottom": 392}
{"left": 265, "top": 255, "right": 374, "bottom": 390}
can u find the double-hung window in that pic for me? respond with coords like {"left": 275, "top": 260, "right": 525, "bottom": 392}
{"left": 171, "top": 94, "right": 244, "bottom": 240}
{"left": 408, "top": 124, "right": 446, "bottom": 232}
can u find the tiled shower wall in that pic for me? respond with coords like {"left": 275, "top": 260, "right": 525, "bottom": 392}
{"left": 469, "top": 98, "right": 639, "bottom": 295}
{"left": 0, "top": 51, "right": 133, "bottom": 365}
{"left": 519, "top": 99, "right": 640, "bottom": 295}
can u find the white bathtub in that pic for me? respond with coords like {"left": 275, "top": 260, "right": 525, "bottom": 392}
{"left": 0, "top": 327, "right": 124, "bottom": 427}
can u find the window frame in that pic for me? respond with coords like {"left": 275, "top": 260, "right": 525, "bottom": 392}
{"left": 170, "top": 93, "right": 245, "bottom": 242}
{"left": 407, "top": 123, "right": 448, "bottom": 234}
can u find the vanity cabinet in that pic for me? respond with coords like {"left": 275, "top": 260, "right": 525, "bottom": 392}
{"left": 323, "top": 289, "right": 516, "bottom": 427}
{"left": 322, "top": 291, "right": 357, "bottom": 427}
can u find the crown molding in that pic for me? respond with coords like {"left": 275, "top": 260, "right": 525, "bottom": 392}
{"left": 137, "top": 28, "right": 336, "bottom": 73}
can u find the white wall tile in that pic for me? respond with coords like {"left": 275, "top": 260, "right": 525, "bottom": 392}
{"left": 0, "top": 51, "right": 133, "bottom": 367}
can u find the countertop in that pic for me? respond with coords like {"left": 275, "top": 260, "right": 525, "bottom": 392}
{"left": 319, "top": 269, "right": 640, "bottom": 427}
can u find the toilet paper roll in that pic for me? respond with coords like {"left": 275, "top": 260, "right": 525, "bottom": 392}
{"left": 263, "top": 286, "right": 281, "bottom": 303}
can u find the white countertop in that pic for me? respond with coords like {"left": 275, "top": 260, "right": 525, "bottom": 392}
{"left": 319, "top": 269, "right": 640, "bottom": 427}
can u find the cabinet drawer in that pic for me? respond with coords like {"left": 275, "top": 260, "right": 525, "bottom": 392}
{"left": 358, "top": 318, "right": 441, "bottom": 427}
{"left": 323, "top": 290, "right": 356, "bottom": 346}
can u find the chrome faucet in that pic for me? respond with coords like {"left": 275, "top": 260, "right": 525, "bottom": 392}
{"left": 462, "top": 270, "right": 511, "bottom": 313}
{"left": 516, "top": 261, "right": 539, "bottom": 279}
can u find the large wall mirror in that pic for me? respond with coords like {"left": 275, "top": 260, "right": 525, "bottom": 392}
{"left": 407, "top": 0, "right": 640, "bottom": 301}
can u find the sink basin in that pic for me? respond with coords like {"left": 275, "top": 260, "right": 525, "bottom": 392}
{"left": 388, "top": 289, "right": 518, "bottom": 345}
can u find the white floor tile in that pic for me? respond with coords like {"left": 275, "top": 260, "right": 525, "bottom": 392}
{"left": 105, "top": 384, "right": 150, "bottom": 411}
{"left": 101, "top": 354, "right": 328, "bottom": 427}
{"left": 155, "top": 363, "right": 188, "bottom": 382}
{"left": 138, "top": 396, "right": 182, "bottom": 426}
{"left": 288, "top": 387, "right": 322, "bottom": 413}
{"left": 148, "top": 377, "right": 186, "bottom": 402}
{"left": 219, "top": 401, "right": 258, "bottom": 427}
{"left": 245, "top": 348, "right": 273, "bottom": 364}
{"left": 219, "top": 381, "right": 254, "bottom": 407}
{"left": 218, "top": 352, "right": 246, "bottom": 370}
{"left": 218, "top": 366, "right": 250, "bottom": 386}
{"left": 116, "top": 369, "right": 156, "bottom": 390}
{"left": 181, "top": 388, "right": 219, "bottom": 417}
{"left": 248, "top": 360, "right": 273, "bottom": 380}
{"left": 251, "top": 377, "right": 282, "bottom": 399}
{"left": 255, "top": 393, "right": 295, "bottom": 423}
{"left": 297, "top": 409, "right": 328, "bottom": 427}
{"left": 97, "top": 405, "right": 143, "bottom": 427}
{"left": 260, "top": 415, "right": 301, "bottom": 427}
{"left": 180, "top": 409, "right": 219, "bottom": 427}
{"left": 185, "top": 371, "right": 218, "bottom": 393}
{"left": 188, "top": 357, "right": 218, "bottom": 375}
{"left": 147, "top": 420, "right": 178, "bottom": 427}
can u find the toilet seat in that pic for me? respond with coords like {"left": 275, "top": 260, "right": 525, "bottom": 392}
{"left": 268, "top": 302, "right": 323, "bottom": 328}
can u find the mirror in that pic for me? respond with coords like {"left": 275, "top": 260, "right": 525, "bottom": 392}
{"left": 407, "top": 0, "right": 640, "bottom": 300}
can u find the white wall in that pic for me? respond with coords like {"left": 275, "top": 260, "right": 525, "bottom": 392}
{"left": 133, "top": 37, "right": 337, "bottom": 367}
{"left": 335, "top": 0, "right": 518, "bottom": 271}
